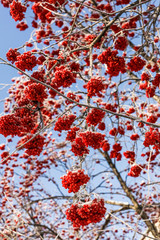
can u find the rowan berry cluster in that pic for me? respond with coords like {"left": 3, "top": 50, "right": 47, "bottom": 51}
{"left": 130, "top": 133, "right": 140, "bottom": 141}
{"left": 127, "top": 56, "right": 146, "bottom": 72}
{"left": 115, "top": 36, "right": 128, "bottom": 51}
{"left": 17, "top": 134, "right": 45, "bottom": 156}
{"left": 6, "top": 48, "right": 20, "bottom": 63}
{"left": 53, "top": 66, "right": 76, "bottom": 88}
{"left": 66, "top": 198, "right": 106, "bottom": 227}
{"left": 146, "top": 86, "right": 155, "bottom": 98}
{"left": 98, "top": 48, "right": 126, "bottom": 76}
{"left": 128, "top": 165, "right": 142, "bottom": 177}
{"left": 86, "top": 77, "right": 106, "bottom": 98}
{"left": 65, "top": 92, "right": 79, "bottom": 105}
{"left": 61, "top": 170, "right": 90, "bottom": 193}
{"left": 54, "top": 115, "right": 76, "bottom": 132}
{"left": 86, "top": 108, "right": 105, "bottom": 126}
{"left": 110, "top": 143, "right": 122, "bottom": 161}
{"left": 66, "top": 127, "right": 80, "bottom": 142}
{"left": 10, "top": 0, "right": 26, "bottom": 22}
{"left": 15, "top": 51, "right": 37, "bottom": 71}
{"left": 98, "top": 122, "right": 106, "bottom": 131}
{"left": 0, "top": 114, "right": 22, "bottom": 137}
{"left": 101, "top": 140, "right": 110, "bottom": 151}
{"left": 71, "top": 138, "right": 89, "bottom": 156}
{"left": 152, "top": 73, "right": 160, "bottom": 87}
{"left": 143, "top": 128, "right": 160, "bottom": 150}
{"left": 79, "top": 131, "right": 105, "bottom": 149}
{"left": 24, "top": 83, "right": 47, "bottom": 103}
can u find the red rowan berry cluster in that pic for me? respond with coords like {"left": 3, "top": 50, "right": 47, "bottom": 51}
{"left": 10, "top": 0, "right": 26, "bottom": 22}
{"left": 130, "top": 133, "right": 140, "bottom": 141}
{"left": 143, "top": 128, "right": 160, "bottom": 150}
{"left": 145, "top": 86, "right": 155, "bottom": 98}
{"left": 65, "top": 92, "right": 79, "bottom": 105}
{"left": 116, "top": 0, "right": 130, "bottom": 4}
{"left": 0, "top": 114, "right": 21, "bottom": 137}
{"left": 15, "top": 51, "right": 37, "bottom": 71}
{"left": 86, "top": 108, "right": 105, "bottom": 126}
{"left": 53, "top": 66, "right": 76, "bottom": 88}
{"left": 110, "top": 143, "right": 122, "bottom": 161}
{"left": 127, "top": 56, "right": 146, "bottom": 72}
{"left": 98, "top": 122, "right": 106, "bottom": 131}
{"left": 101, "top": 140, "right": 110, "bottom": 151}
{"left": 123, "top": 151, "right": 135, "bottom": 159}
{"left": 86, "top": 77, "right": 106, "bottom": 98}
{"left": 152, "top": 73, "right": 160, "bottom": 87}
{"left": 24, "top": 83, "right": 47, "bottom": 103}
{"left": 32, "top": 2, "right": 55, "bottom": 24}
{"left": 17, "top": 134, "right": 45, "bottom": 156}
{"left": 66, "top": 198, "right": 106, "bottom": 227}
{"left": 115, "top": 36, "right": 128, "bottom": 51}
{"left": 141, "top": 72, "right": 150, "bottom": 81}
{"left": 98, "top": 48, "right": 126, "bottom": 76}
{"left": 128, "top": 165, "right": 142, "bottom": 177}
{"left": 54, "top": 115, "right": 76, "bottom": 132}
{"left": 6, "top": 48, "right": 20, "bottom": 63}
{"left": 79, "top": 131, "right": 105, "bottom": 149}
{"left": 71, "top": 137, "right": 89, "bottom": 156}
{"left": 66, "top": 127, "right": 80, "bottom": 142}
{"left": 61, "top": 170, "right": 90, "bottom": 193}
{"left": 16, "top": 21, "right": 28, "bottom": 31}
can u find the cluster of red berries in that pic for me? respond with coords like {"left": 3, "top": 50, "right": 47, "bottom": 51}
{"left": 66, "top": 198, "right": 106, "bottom": 227}
{"left": 110, "top": 143, "right": 122, "bottom": 161}
{"left": 65, "top": 92, "right": 79, "bottom": 105}
{"left": 53, "top": 66, "right": 76, "bottom": 88}
{"left": 86, "top": 77, "right": 106, "bottom": 98}
{"left": 86, "top": 108, "right": 105, "bottom": 126}
{"left": 16, "top": 21, "right": 28, "bottom": 31}
{"left": 116, "top": 0, "right": 130, "bottom": 5}
{"left": 0, "top": 114, "right": 22, "bottom": 137}
{"left": 141, "top": 72, "right": 150, "bottom": 81}
{"left": 10, "top": 0, "right": 26, "bottom": 22}
{"left": 98, "top": 48, "right": 126, "bottom": 76}
{"left": 24, "top": 83, "right": 47, "bottom": 103}
{"left": 146, "top": 86, "right": 156, "bottom": 98}
{"left": 130, "top": 133, "right": 140, "bottom": 141}
{"left": 152, "top": 73, "right": 160, "bottom": 88}
{"left": 6, "top": 48, "right": 20, "bottom": 63}
{"left": 127, "top": 56, "right": 146, "bottom": 72}
{"left": 54, "top": 115, "right": 76, "bottom": 132}
{"left": 61, "top": 170, "right": 90, "bottom": 193}
{"left": 79, "top": 131, "right": 105, "bottom": 149}
{"left": 66, "top": 127, "right": 80, "bottom": 142}
{"left": 71, "top": 138, "right": 89, "bottom": 156}
{"left": 17, "top": 134, "right": 45, "bottom": 156}
{"left": 101, "top": 140, "right": 110, "bottom": 151}
{"left": 128, "top": 165, "right": 142, "bottom": 177}
{"left": 15, "top": 51, "right": 37, "bottom": 71}
{"left": 115, "top": 36, "right": 128, "bottom": 51}
{"left": 143, "top": 128, "right": 160, "bottom": 150}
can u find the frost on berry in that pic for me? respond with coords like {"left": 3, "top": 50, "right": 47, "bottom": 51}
{"left": 61, "top": 170, "right": 90, "bottom": 193}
